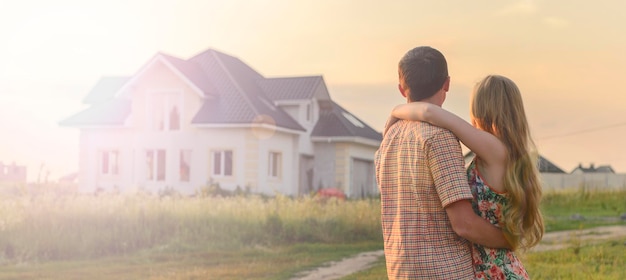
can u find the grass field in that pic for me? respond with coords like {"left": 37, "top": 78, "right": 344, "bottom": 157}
{"left": 341, "top": 238, "right": 626, "bottom": 280}
{"left": 0, "top": 186, "right": 623, "bottom": 279}
{"left": 341, "top": 188, "right": 626, "bottom": 279}
{"left": 0, "top": 242, "right": 382, "bottom": 280}
{"left": 542, "top": 188, "right": 626, "bottom": 231}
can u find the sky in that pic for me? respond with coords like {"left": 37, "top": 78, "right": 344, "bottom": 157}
{"left": 1, "top": 0, "right": 625, "bottom": 182}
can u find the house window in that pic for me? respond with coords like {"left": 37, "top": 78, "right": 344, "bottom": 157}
{"left": 150, "top": 92, "right": 181, "bottom": 131}
{"left": 100, "top": 150, "right": 119, "bottom": 176}
{"left": 268, "top": 151, "right": 282, "bottom": 178}
{"left": 146, "top": 149, "right": 166, "bottom": 181}
{"left": 180, "top": 150, "right": 191, "bottom": 182}
{"left": 211, "top": 150, "right": 233, "bottom": 177}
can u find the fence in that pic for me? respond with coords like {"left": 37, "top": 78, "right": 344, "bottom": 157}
{"left": 541, "top": 173, "right": 626, "bottom": 191}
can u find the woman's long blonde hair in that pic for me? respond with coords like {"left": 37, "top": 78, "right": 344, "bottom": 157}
{"left": 471, "top": 75, "right": 544, "bottom": 250}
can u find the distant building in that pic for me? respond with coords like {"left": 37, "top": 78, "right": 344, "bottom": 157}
{"left": 537, "top": 157, "right": 566, "bottom": 173}
{"left": 570, "top": 163, "right": 615, "bottom": 174}
{"left": 0, "top": 162, "right": 27, "bottom": 184}
{"left": 60, "top": 48, "right": 382, "bottom": 197}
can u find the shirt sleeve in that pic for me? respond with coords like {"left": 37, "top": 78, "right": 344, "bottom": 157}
{"left": 427, "top": 129, "right": 474, "bottom": 208}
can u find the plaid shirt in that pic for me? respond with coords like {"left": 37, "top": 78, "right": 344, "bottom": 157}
{"left": 375, "top": 120, "right": 474, "bottom": 279}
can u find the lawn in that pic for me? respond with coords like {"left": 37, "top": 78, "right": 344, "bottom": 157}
{"left": 340, "top": 188, "right": 626, "bottom": 279}
{"left": 340, "top": 238, "right": 626, "bottom": 280}
{"left": 0, "top": 242, "right": 382, "bottom": 280}
{"left": 0, "top": 188, "right": 382, "bottom": 279}
{"left": 0, "top": 186, "right": 623, "bottom": 279}
{"left": 541, "top": 188, "right": 626, "bottom": 231}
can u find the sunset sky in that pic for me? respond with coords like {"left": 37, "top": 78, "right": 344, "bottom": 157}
{"left": 1, "top": 0, "right": 625, "bottom": 181}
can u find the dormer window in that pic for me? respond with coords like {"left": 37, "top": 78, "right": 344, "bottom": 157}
{"left": 149, "top": 91, "right": 182, "bottom": 131}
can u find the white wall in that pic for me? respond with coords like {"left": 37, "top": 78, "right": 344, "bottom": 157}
{"left": 78, "top": 125, "right": 301, "bottom": 196}
{"left": 254, "top": 128, "right": 299, "bottom": 196}
{"left": 78, "top": 128, "right": 135, "bottom": 193}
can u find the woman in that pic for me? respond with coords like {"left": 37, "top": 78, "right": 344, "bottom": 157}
{"left": 384, "top": 75, "right": 544, "bottom": 279}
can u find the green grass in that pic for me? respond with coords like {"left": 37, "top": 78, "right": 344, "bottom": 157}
{"left": 0, "top": 187, "right": 623, "bottom": 279}
{"left": 338, "top": 238, "right": 626, "bottom": 280}
{"left": 338, "top": 189, "right": 626, "bottom": 279}
{"left": 542, "top": 188, "right": 625, "bottom": 217}
{"left": 0, "top": 242, "right": 382, "bottom": 280}
{"left": 524, "top": 238, "right": 626, "bottom": 279}
{"left": 0, "top": 192, "right": 382, "bottom": 263}
{"left": 542, "top": 189, "right": 626, "bottom": 231}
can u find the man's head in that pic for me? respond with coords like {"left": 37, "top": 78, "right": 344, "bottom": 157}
{"left": 397, "top": 46, "right": 449, "bottom": 105}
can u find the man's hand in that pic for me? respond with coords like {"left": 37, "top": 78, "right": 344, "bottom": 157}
{"left": 446, "top": 199, "right": 512, "bottom": 250}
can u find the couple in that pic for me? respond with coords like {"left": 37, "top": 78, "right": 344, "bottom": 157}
{"left": 375, "top": 46, "right": 544, "bottom": 279}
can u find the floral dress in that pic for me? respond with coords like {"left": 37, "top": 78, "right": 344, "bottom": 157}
{"left": 467, "top": 159, "right": 530, "bottom": 280}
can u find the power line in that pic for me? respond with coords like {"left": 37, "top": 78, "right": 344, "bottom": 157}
{"left": 537, "top": 121, "right": 626, "bottom": 141}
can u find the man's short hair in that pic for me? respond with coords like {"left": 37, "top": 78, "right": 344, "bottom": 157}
{"left": 398, "top": 46, "right": 448, "bottom": 101}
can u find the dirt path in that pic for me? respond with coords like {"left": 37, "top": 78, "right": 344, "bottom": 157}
{"left": 289, "top": 250, "right": 384, "bottom": 280}
{"left": 529, "top": 225, "right": 626, "bottom": 252}
{"left": 290, "top": 225, "right": 626, "bottom": 280}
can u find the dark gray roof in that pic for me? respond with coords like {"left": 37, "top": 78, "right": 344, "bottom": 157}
{"left": 596, "top": 165, "right": 615, "bottom": 173}
{"left": 258, "top": 76, "right": 323, "bottom": 101}
{"left": 82, "top": 76, "right": 130, "bottom": 104}
{"left": 188, "top": 49, "right": 304, "bottom": 131}
{"left": 159, "top": 52, "right": 218, "bottom": 96}
{"left": 60, "top": 99, "right": 131, "bottom": 126}
{"left": 311, "top": 100, "right": 382, "bottom": 141}
{"left": 571, "top": 163, "right": 615, "bottom": 173}
{"left": 538, "top": 156, "right": 565, "bottom": 173}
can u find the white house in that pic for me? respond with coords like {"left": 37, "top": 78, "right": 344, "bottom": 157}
{"left": 60, "top": 48, "right": 382, "bottom": 198}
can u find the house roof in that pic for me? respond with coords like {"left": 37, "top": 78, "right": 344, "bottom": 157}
{"left": 61, "top": 48, "right": 382, "bottom": 140}
{"left": 538, "top": 156, "right": 566, "bottom": 173}
{"left": 59, "top": 99, "right": 131, "bottom": 126}
{"left": 596, "top": 165, "right": 615, "bottom": 173}
{"left": 188, "top": 49, "right": 304, "bottom": 131}
{"left": 311, "top": 100, "right": 382, "bottom": 141}
{"left": 571, "top": 163, "right": 615, "bottom": 173}
{"left": 82, "top": 76, "right": 130, "bottom": 104}
{"left": 158, "top": 53, "right": 218, "bottom": 96}
{"left": 258, "top": 76, "right": 325, "bottom": 101}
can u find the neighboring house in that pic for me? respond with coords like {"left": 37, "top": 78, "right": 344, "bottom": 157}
{"left": 537, "top": 156, "right": 566, "bottom": 174}
{"left": 570, "top": 163, "right": 615, "bottom": 174}
{"left": 60, "top": 48, "right": 382, "bottom": 198}
{"left": 0, "top": 162, "right": 27, "bottom": 185}
{"left": 463, "top": 151, "right": 565, "bottom": 173}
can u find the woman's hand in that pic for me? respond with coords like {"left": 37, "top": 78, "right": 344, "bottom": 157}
{"left": 383, "top": 115, "right": 400, "bottom": 137}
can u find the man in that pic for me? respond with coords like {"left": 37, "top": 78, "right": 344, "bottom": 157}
{"left": 375, "top": 46, "right": 510, "bottom": 279}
